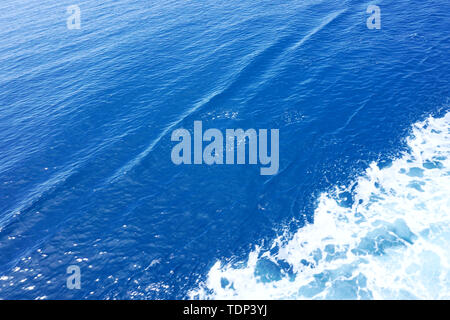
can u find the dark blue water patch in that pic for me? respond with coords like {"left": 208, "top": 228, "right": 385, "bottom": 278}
{"left": 253, "top": 257, "right": 295, "bottom": 283}
{"left": 254, "top": 258, "right": 283, "bottom": 283}
{"left": 337, "top": 191, "right": 354, "bottom": 208}
{"left": 423, "top": 160, "right": 444, "bottom": 170}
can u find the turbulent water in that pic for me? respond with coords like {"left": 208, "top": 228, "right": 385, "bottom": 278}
{"left": 0, "top": 0, "right": 449, "bottom": 299}
{"left": 191, "top": 113, "right": 450, "bottom": 299}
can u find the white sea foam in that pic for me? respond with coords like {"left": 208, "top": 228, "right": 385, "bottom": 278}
{"left": 190, "top": 112, "right": 450, "bottom": 299}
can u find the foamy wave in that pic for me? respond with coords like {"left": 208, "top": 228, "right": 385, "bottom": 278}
{"left": 190, "top": 112, "right": 450, "bottom": 299}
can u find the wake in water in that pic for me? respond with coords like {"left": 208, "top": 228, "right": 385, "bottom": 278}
{"left": 191, "top": 112, "right": 450, "bottom": 300}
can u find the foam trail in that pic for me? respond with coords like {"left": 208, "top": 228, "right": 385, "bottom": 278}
{"left": 190, "top": 112, "right": 450, "bottom": 299}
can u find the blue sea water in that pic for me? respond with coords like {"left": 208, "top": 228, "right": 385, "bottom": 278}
{"left": 0, "top": 0, "right": 449, "bottom": 299}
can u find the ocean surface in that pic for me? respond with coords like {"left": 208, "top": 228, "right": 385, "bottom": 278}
{"left": 0, "top": 0, "right": 449, "bottom": 299}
